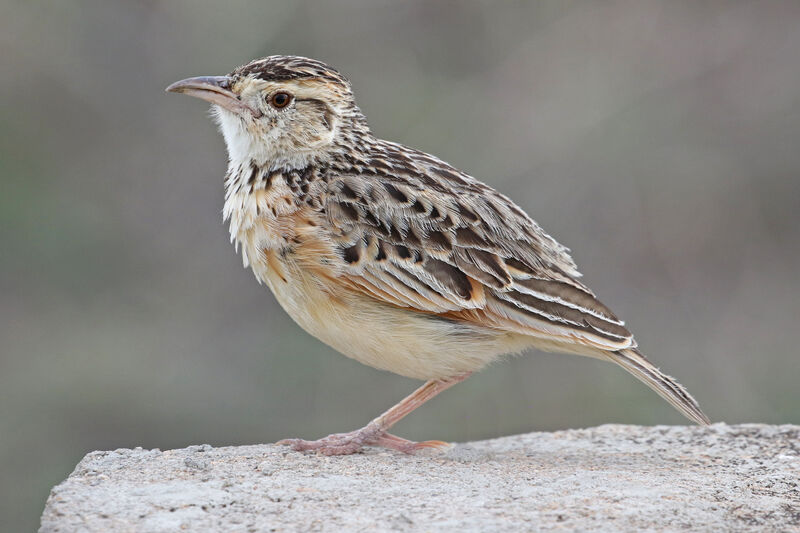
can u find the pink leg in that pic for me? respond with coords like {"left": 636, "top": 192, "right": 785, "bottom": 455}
{"left": 278, "top": 372, "right": 471, "bottom": 455}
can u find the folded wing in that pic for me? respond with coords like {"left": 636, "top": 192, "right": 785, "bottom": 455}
{"left": 320, "top": 141, "right": 636, "bottom": 352}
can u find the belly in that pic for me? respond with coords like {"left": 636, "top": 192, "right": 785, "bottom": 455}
{"left": 256, "top": 256, "right": 525, "bottom": 380}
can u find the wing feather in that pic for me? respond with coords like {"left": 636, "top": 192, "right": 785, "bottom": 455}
{"left": 321, "top": 141, "right": 636, "bottom": 351}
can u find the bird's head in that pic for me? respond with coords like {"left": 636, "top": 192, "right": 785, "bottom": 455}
{"left": 166, "top": 55, "right": 367, "bottom": 169}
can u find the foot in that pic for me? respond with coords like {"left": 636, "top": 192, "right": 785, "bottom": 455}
{"left": 277, "top": 374, "right": 470, "bottom": 456}
{"left": 278, "top": 426, "right": 449, "bottom": 456}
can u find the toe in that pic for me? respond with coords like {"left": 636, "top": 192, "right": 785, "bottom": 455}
{"left": 276, "top": 435, "right": 365, "bottom": 455}
{"left": 276, "top": 438, "right": 317, "bottom": 451}
{"left": 317, "top": 442, "right": 363, "bottom": 456}
{"left": 375, "top": 434, "right": 451, "bottom": 454}
{"left": 412, "top": 439, "right": 451, "bottom": 450}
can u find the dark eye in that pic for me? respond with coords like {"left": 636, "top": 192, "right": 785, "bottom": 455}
{"left": 270, "top": 92, "right": 292, "bottom": 109}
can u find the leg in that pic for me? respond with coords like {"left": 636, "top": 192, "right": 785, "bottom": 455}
{"left": 278, "top": 372, "right": 471, "bottom": 455}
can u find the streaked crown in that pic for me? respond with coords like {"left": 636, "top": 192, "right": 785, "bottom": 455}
{"left": 231, "top": 56, "right": 352, "bottom": 94}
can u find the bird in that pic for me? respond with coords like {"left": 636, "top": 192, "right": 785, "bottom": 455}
{"left": 166, "top": 55, "right": 709, "bottom": 455}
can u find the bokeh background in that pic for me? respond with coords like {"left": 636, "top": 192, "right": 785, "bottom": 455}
{"left": 2, "top": 1, "right": 800, "bottom": 530}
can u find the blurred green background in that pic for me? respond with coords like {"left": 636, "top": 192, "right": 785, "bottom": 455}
{"left": 2, "top": 1, "right": 800, "bottom": 530}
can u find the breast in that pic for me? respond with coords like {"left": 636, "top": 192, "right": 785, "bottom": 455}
{"left": 224, "top": 168, "right": 304, "bottom": 279}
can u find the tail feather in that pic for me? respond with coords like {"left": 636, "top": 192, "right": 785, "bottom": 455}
{"left": 607, "top": 348, "right": 710, "bottom": 425}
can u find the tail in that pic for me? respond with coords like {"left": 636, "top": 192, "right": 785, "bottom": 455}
{"left": 607, "top": 348, "right": 710, "bottom": 425}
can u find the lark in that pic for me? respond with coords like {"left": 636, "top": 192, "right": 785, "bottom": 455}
{"left": 166, "top": 56, "right": 709, "bottom": 455}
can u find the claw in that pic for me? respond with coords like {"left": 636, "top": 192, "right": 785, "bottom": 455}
{"left": 375, "top": 433, "right": 451, "bottom": 454}
{"left": 414, "top": 440, "right": 451, "bottom": 449}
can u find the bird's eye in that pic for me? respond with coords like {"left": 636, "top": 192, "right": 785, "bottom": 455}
{"left": 270, "top": 92, "right": 292, "bottom": 109}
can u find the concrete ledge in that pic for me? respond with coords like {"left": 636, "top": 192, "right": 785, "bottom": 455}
{"left": 40, "top": 424, "right": 799, "bottom": 532}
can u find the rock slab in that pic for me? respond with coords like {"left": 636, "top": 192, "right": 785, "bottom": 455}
{"left": 40, "top": 424, "right": 799, "bottom": 532}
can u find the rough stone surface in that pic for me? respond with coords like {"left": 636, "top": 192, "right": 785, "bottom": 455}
{"left": 40, "top": 424, "right": 799, "bottom": 532}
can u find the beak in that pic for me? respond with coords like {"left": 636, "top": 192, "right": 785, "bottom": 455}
{"left": 165, "top": 76, "right": 261, "bottom": 117}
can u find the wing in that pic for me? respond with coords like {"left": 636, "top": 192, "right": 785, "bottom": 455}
{"left": 319, "top": 141, "right": 635, "bottom": 351}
